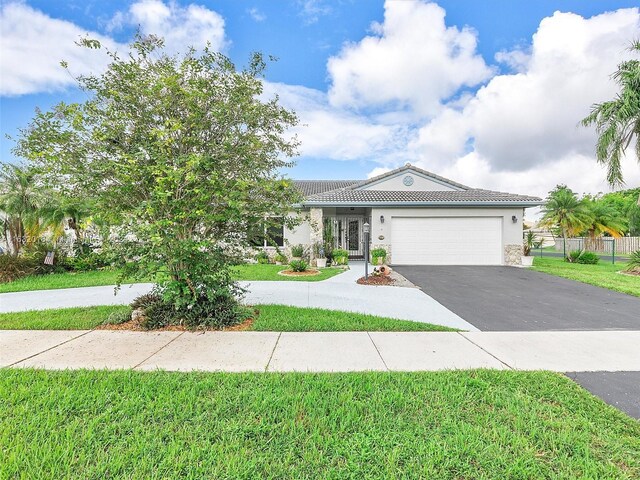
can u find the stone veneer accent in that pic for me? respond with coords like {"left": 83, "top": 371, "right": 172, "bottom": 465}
{"left": 309, "top": 208, "right": 323, "bottom": 261}
{"left": 504, "top": 244, "right": 523, "bottom": 266}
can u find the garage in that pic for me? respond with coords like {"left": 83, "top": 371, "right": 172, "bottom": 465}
{"left": 391, "top": 216, "right": 503, "bottom": 265}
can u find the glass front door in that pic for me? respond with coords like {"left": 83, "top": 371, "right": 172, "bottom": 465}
{"left": 329, "top": 216, "right": 368, "bottom": 257}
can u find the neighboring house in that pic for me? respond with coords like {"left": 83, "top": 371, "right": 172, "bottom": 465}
{"left": 280, "top": 164, "right": 542, "bottom": 266}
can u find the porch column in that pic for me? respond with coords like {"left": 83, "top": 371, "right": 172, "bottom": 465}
{"left": 309, "top": 208, "right": 323, "bottom": 261}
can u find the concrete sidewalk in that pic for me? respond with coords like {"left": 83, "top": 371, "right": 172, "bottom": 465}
{"left": 0, "top": 264, "right": 475, "bottom": 331}
{"left": 3, "top": 330, "right": 639, "bottom": 373}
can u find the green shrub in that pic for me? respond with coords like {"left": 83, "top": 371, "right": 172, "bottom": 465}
{"left": 567, "top": 250, "right": 600, "bottom": 265}
{"left": 371, "top": 247, "right": 387, "bottom": 263}
{"left": 275, "top": 253, "right": 288, "bottom": 264}
{"left": 624, "top": 250, "right": 640, "bottom": 273}
{"left": 291, "top": 244, "right": 305, "bottom": 257}
{"left": 332, "top": 248, "right": 349, "bottom": 265}
{"left": 255, "top": 250, "right": 270, "bottom": 264}
{"left": 22, "top": 241, "right": 68, "bottom": 274}
{"left": 289, "top": 259, "right": 309, "bottom": 272}
{"left": 130, "top": 289, "right": 251, "bottom": 330}
{"left": 104, "top": 308, "right": 133, "bottom": 325}
{"left": 68, "top": 247, "right": 113, "bottom": 272}
{"left": 0, "top": 255, "right": 36, "bottom": 283}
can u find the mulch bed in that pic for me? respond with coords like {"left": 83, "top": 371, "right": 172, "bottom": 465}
{"left": 278, "top": 269, "right": 321, "bottom": 277}
{"left": 357, "top": 275, "right": 395, "bottom": 286}
{"left": 96, "top": 316, "right": 256, "bottom": 332}
{"left": 619, "top": 270, "right": 640, "bottom": 277}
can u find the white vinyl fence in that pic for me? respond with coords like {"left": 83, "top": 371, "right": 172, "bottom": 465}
{"left": 554, "top": 237, "right": 640, "bottom": 255}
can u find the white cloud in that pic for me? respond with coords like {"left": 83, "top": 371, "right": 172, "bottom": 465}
{"left": 297, "top": 0, "right": 331, "bottom": 25}
{"left": 127, "top": 0, "right": 227, "bottom": 54}
{"left": 263, "top": 82, "right": 412, "bottom": 164}
{"left": 0, "top": 2, "right": 120, "bottom": 96}
{"left": 0, "top": 0, "right": 228, "bottom": 97}
{"left": 247, "top": 7, "right": 266, "bottom": 22}
{"left": 410, "top": 7, "right": 640, "bottom": 196}
{"left": 327, "top": 0, "right": 493, "bottom": 116}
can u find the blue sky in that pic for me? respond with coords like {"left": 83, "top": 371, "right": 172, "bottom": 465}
{"left": 1, "top": 0, "right": 639, "bottom": 198}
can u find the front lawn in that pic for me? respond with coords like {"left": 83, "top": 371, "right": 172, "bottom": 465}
{"left": 0, "top": 304, "right": 452, "bottom": 332}
{"left": 532, "top": 256, "right": 640, "bottom": 297}
{"left": 252, "top": 304, "right": 454, "bottom": 331}
{"left": 1, "top": 369, "right": 638, "bottom": 479}
{"left": 0, "top": 269, "right": 124, "bottom": 294}
{"left": 232, "top": 263, "right": 344, "bottom": 281}
{"left": 0, "top": 264, "right": 345, "bottom": 294}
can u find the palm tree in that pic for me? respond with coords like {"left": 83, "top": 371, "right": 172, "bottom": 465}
{"left": 583, "top": 198, "right": 626, "bottom": 250}
{"left": 0, "top": 163, "right": 44, "bottom": 255}
{"left": 40, "top": 195, "right": 93, "bottom": 247}
{"left": 540, "top": 186, "right": 593, "bottom": 245}
{"left": 581, "top": 40, "right": 640, "bottom": 205}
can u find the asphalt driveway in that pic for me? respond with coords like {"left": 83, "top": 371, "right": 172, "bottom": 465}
{"left": 393, "top": 266, "right": 640, "bottom": 331}
{"left": 566, "top": 371, "right": 640, "bottom": 419}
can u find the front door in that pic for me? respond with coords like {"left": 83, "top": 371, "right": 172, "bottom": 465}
{"left": 335, "top": 217, "right": 366, "bottom": 257}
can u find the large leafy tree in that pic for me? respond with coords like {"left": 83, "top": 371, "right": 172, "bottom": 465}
{"left": 15, "top": 36, "right": 301, "bottom": 326}
{"left": 581, "top": 40, "right": 640, "bottom": 205}
{"left": 0, "top": 163, "right": 45, "bottom": 255}
{"left": 540, "top": 185, "right": 593, "bottom": 242}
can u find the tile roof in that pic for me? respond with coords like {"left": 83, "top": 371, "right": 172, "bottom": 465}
{"left": 292, "top": 165, "right": 542, "bottom": 206}
{"left": 293, "top": 180, "right": 359, "bottom": 196}
{"left": 304, "top": 189, "right": 542, "bottom": 205}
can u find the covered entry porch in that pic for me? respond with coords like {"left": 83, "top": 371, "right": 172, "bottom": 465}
{"left": 322, "top": 207, "right": 371, "bottom": 259}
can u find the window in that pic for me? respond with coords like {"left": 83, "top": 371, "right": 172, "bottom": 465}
{"left": 249, "top": 219, "right": 284, "bottom": 247}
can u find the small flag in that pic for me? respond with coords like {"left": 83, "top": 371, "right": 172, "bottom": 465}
{"left": 44, "top": 251, "right": 55, "bottom": 265}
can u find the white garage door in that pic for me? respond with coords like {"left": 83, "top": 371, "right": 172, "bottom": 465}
{"left": 391, "top": 217, "right": 502, "bottom": 265}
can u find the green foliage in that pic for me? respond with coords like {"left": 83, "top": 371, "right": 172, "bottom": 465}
{"left": 0, "top": 254, "right": 36, "bottom": 283}
{"left": 567, "top": 250, "right": 600, "bottom": 265}
{"left": 332, "top": 248, "right": 349, "bottom": 265}
{"left": 255, "top": 250, "right": 270, "bottom": 264}
{"left": 274, "top": 252, "right": 287, "bottom": 263}
{"left": 131, "top": 289, "right": 251, "bottom": 330}
{"left": 289, "top": 259, "right": 308, "bottom": 272}
{"left": 625, "top": 250, "right": 640, "bottom": 273}
{"left": 22, "top": 241, "right": 68, "bottom": 274}
{"left": 600, "top": 188, "right": 640, "bottom": 235}
{"left": 581, "top": 40, "right": 640, "bottom": 201}
{"left": 540, "top": 185, "right": 593, "bottom": 238}
{"left": 103, "top": 308, "right": 133, "bottom": 326}
{"left": 371, "top": 247, "right": 387, "bottom": 261}
{"left": 15, "top": 35, "right": 301, "bottom": 325}
{"left": 0, "top": 163, "right": 44, "bottom": 256}
{"left": 523, "top": 231, "right": 537, "bottom": 256}
{"left": 312, "top": 242, "right": 325, "bottom": 258}
{"left": 290, "top": 244, "right": 305, "bottom": 257}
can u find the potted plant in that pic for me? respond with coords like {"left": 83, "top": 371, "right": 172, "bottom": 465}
{"left": 371, "top": 247, "right": 387, "bottom": 265}
{"left": 522, "top": 231, "right": 536, "bottom": 267}
{"left": 290, "top": 244, "right": 304, "bottom": 261}
{"left": 332, "top": 248, "right": 349, "bottom": 265}
{"left": 313, "top": 242, "right": 327, "bottom": 268}
{"left": 274, "top": 252, "right": 287, "bottom": 265}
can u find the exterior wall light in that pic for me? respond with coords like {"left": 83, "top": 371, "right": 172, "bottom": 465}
{"left": 512, "top": 215, "right": 518, "bottom": 223}
{"left": 380, "top": 215, "right": 385, "bottom": 224}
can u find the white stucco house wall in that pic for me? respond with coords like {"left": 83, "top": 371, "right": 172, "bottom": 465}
{"left": 276, "top": 164, "right": 542, "bottom": 266}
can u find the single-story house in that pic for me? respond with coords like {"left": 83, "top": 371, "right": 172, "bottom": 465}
{"left": 266, "top": 164, "right": 542, "bottom": 266}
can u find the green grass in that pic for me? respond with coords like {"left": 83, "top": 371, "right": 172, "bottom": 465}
{"left": 0, "top": 305, "right": 131, "bottom": 330}
{"left": 252, "top": 304, "right": 455, "bottom": 331}
{"left": 0, "top": 264, "right": 344, "bottom": 294}
{"left": 532, "top": 256, "right": 640, "bottom": 297}
{"left": 232, "top": 263, "right": 344, "bottom": 281}
{"left": 0, "top": 269, "right": 124, "bottom": 293}
{"left": 0, "top": 304, "right": 452, "bottom": 332}
{"left": 1, "top": 369, "right": 638, "bottom": 479}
